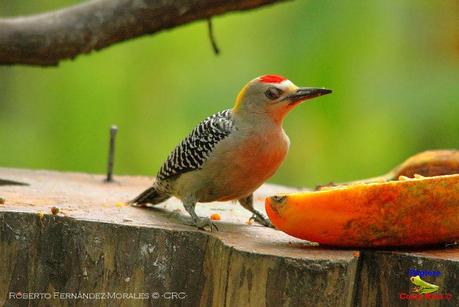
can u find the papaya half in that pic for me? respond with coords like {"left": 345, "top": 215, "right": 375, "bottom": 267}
{"left": 266, "top": 150, "right": 459, "bottom": 247}
{"left": 266, "top": 174, "right": 459, "bottom": 247}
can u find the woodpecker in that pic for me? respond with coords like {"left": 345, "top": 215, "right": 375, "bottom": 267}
{"left": 130, "top": 75, "right": 332, "bottom": 230}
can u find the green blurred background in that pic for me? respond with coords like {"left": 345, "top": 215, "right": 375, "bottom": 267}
{"left": 1, "top": 0, "right": 458, "bottom": 187}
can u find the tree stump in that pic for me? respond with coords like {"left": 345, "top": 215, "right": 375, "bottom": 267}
{"left": 0, "top": 168, "right": 457, "bottom": 306}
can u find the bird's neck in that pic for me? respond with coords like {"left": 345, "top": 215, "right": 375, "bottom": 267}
{"left": 232, "top": 108, "right": 285, "bottom": 131}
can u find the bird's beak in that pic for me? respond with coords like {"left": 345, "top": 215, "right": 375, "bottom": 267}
{"left": 285, "top": 87, "right": 332, "bottom": 104}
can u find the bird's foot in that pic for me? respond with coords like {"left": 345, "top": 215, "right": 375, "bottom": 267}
{"left": 250, "top": 211, "right": 274, "bottom": 228}
{"left": 179, "top": 215, "right": 219, "bottom": 232}
{"left": 195, "top": 217, "right": 219, "bottom": 232}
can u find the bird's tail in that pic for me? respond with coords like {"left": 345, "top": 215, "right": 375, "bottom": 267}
{"left": 129, "top": 184, "right": 170, "bottom": 206}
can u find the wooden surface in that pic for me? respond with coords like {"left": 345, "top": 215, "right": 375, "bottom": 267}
{"left": 0, "top": 168, "right": 458, "bottom": 306}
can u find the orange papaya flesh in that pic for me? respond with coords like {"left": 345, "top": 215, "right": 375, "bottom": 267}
{"left": 266, "top": 174, "right": 459, "bottom": 247}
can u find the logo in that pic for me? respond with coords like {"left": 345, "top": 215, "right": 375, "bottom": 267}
{"left": 410, "top": 275, "right": 438, "bottom": 294}
{"left": 398, "top": 269, "right": 453, "bottom": 301}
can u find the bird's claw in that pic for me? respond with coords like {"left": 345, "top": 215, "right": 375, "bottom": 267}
{"left": 183, "top": 216, "right": 219, "bottom": 232}
{"left": 195, "top": 217, "right": 219, "bottom": 232}
{"left": 250, "top": 213, "right": 274, "bottom": 228}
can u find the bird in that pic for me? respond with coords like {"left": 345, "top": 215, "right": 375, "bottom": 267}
{"left": 130, "top": 75, "right": 332, "bottom": 230}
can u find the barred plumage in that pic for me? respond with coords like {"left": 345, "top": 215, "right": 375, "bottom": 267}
{"left": 157, "top": 109, "right": 235, "bottom": 180}
{"left": 130, "top": 75, "right": 331, "bottom": 230}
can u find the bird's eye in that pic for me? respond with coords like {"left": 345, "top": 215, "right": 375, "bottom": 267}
{"left": 265, "top": 87, "right": 283, "bottom": 100}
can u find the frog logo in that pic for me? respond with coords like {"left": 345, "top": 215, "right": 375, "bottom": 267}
{"left": 410, "top": 275, "right": 439, "bottom": 294}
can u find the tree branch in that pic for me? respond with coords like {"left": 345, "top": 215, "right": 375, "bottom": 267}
{"left": 0, "top": 0, "right": 287, "bottom": 66}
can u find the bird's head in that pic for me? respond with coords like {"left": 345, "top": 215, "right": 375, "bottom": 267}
{"left": 233, "top": 75, "right": 332, "bottom": 123}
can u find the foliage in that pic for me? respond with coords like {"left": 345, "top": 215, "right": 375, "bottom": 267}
{"left": 0, "top": 0, "right": 458, "bottom": 187}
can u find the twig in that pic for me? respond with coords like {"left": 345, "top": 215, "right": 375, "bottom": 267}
{"left": 207, "top": 18, "right": 220, "bottom": 55}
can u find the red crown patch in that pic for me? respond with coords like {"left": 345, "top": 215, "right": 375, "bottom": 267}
{"left": 258, "top": 75, "right": 287, "bottom": 84}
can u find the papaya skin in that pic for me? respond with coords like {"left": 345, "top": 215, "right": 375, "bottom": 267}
{"left": 316, "top": 150, "right": 459, "bottom": 190}
{"left": 391, "top": 150, "right": 459, "bottom": 178}
{"left": 266, "top": 174, "right": 459, "bottom": 247}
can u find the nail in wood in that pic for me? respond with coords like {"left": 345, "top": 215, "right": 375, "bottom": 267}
{"left": 105, "top": 125, "right": 118, "bottom": 182}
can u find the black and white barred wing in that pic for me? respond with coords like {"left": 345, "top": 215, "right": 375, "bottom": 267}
{"left": 157, "top": 109, "right": 235, "bottom": 180}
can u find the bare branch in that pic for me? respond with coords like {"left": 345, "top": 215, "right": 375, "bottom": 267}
{"left": 0, "top": 0, "right": 287, "bottom": 66}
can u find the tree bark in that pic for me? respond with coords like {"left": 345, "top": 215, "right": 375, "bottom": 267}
{"left": 1, "top": 168, "right": 458, "bottom": 306}
{"left": 0, "top": 0, "right": 286, "bottom": 66}
{"left": 0, "top": 168, "right": 359, "bottom": 306}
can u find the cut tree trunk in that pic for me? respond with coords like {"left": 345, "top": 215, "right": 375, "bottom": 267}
{"left": 0, "top": 168, "right": 457, "bottom": 306}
